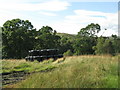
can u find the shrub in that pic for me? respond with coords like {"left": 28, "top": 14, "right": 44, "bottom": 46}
{"left": 64, "top": 50, "right": 73, "bottom": 56}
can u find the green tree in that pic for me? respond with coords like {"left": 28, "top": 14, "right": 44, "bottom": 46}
{"left": 111, "top": 35, "right": 120, "bottom": 54}
{"left": 73, "top": 23, "right": 100, "bottom": 55}
{"left": 73, "top": 36, "right": 96, "bottom": 55}
{"left": 34, "top": 26, "right": 61, "bottom": 50}
{"left": 93, "top": 37, "right": 115, "bottom": 55}
{"left": 0, "top": 27, "right": 2, "bottom": 59}
{"left": 78, "top": 23, "right": 101, "bottom": 37}
{"left": 2, "top": 18, "right": 35, "bottom": 59}
{"left": 59, "top": 36, "right": 74, "bottom": 54}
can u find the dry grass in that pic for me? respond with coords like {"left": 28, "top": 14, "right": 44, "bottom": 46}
{"left": 4, "top": 55, "right": 118, "bottom": 88}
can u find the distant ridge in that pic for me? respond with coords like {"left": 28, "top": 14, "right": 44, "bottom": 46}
{"left": 56, "top": 33, "right": 76, "bottom": 41}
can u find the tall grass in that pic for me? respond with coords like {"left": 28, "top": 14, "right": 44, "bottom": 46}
{"left": 2, "top": 59, "right": 56, "bottom": 73}
{"left": 4, "top": 55, "right": 118, "bottom": 88}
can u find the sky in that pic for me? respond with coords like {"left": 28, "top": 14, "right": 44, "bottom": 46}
{"left": 0, "top": 0, "right": 119, "bottom": 36}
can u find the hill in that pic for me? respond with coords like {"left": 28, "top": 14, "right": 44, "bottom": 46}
{"left": 56, "top": 33, "right": 76, "bottom": 42}
{"left": 3, "top": 55, "right": 118, "bottom": 88}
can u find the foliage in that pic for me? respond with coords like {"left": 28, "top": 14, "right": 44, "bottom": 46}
{"left": 57, "top": 33, "right": 75, "bottom": 54}
{"left": 2, "top": 18, "right": 119, "bottom": 58}
{"left": 78, "top": 23, "right": 101, "bottom": 37}
{"left": 2, "top": 19, "right": 36, "bottom": 59}
{"left": 111, "top": 35, "right": 120, "bottom": 54}
{"left": 73, "top": 23, "right": 100, "bottom": 55}
{"left": 63, "top": 50, "right": 73, "bottom": 56}
{"left": 73, "top": 36, "right": 97, "bottom": 55}
{"left": 59, "top": 37, "right": 74, "bottom": 54}
{"left": 34, "top": 26, "right": 61, "bottom": 50}
{"left": 2, "top": 19, "right": 61, "bottom": 59}
{"left": 93, "top": 37, "right": 115, "bottom": 55}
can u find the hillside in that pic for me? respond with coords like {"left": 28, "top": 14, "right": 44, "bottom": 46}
{"left": 56, "top": 33, "right": 76, "bottom": 41}
{"left": 3, "top": 55, "right": 118, "bottom": 88}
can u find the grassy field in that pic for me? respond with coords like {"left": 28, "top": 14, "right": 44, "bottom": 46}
{"left": 2, "top": 59, "right": 56, "bottom": 74}
{"left": 3, "top": 55, "right": 118, "bottom": 88}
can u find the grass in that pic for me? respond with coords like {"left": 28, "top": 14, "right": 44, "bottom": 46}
{"left": 2, "top": 59, "right": 57, "bottom": 74}
{"left": 3, "top": 55, "right": 118, "bottom": 88}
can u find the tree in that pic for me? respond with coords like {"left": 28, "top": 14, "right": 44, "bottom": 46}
{"left": 73, "top": 23, "right": 100, "bottom": 55}
{"left": 111, "top": 35, "right": 120, "bottom": 54}
{"left": 34, "top": 26, "right": 61, "bottom": 50}
{"left": 73, "top": 36, "right": 96, "bottom": 55}
{"left": 93, "top": 37, "right": 115, "bottom": 55}
{"left": 78, "top": 23, "right": 101, "bottom": 37}
{"left": 0, "top": 27, "right": 2, "bottom": 59}
{"left": 59, "top": 36, "right": 73, "bottom": 54}
{"left": 2, "top": 18, "right": 35, "bottom": 59}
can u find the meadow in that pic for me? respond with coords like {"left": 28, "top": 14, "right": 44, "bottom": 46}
{"left": 2, "top": 55, "right": 119, "bottom": 88}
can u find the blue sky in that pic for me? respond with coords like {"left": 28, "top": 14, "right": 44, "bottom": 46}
{"left": 72, "top": 2, "right": 117, "bottom": 13}
{"left": 0, "top": 0, "right": 118, "bottom": 36}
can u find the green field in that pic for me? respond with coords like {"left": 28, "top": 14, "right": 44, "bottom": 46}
{"left": 2, "top": 55, "right": 118, "bottom": 88}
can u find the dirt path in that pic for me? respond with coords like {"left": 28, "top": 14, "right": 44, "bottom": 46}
{"left": 2, "top": 71, "right": 30, "bottom": 86}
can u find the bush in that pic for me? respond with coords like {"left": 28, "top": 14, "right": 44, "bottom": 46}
{"left": 93, "top": 37, "right": 115, "bottom": 55}
{"left": 63, "top": 50, "right": 73, "bottom": 56}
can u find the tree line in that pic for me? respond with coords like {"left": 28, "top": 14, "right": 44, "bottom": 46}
{"left": 1, "top": 18, "right": 120, "bottom": 59}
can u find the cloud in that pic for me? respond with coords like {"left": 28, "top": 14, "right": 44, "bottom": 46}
{"left": 0, "top": 0, "right": 70, "bottom": 11}
{"left": 62, "top": 10, "right": 118, "bottom": 36}
{"left": 0, "top": 0, "right": 70, "bottom": 26}
{"left": 60, "top": 0, "right": 119, "bottom": 2}
{"left": 65, "top": 10, "right": 117, "bottom": 25}
{"left": 48, "top": 10, "right": 118, "bottom": 36}
{"left": 38, "top": 11, "right": 57, "bottom": 16}
{"left": 0, "top": 10, "right": 25, "bottom": 26}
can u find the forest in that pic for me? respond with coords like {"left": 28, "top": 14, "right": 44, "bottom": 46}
{"left": 1, "top": 18, "right": 120, "bottom": 59}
